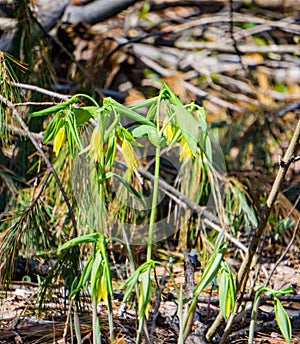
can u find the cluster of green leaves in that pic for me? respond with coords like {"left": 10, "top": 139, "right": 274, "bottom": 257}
{"left": 250, "top": 286, "right": 293, "bottom": 343}
{"left": 29, "top": 84, "right": 231, "bottom": 343}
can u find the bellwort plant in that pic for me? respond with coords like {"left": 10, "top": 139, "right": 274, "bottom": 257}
{"left": 30, "top": 84, "right": 223, "bottom": 343}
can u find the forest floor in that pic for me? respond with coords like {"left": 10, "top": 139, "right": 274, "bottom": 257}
{"left": 0, "top": 250, "right": 300, "bottom": 343}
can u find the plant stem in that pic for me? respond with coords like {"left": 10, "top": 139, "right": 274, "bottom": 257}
{"left": 92, "top": 296, "right": 101, "bottom": 344}
{"left": 248, "top": 295, "right": 261, "bottom": 344}
{"left": 147, "top": 145, "right": 161, "bottom": 261}
{"left": 99, "top": 155, "right": 115, "bottom": 340}
{"left": 74, "top": 93, "right": 100, "bottom": 107}
{"left": 136, "top": 317, "right": 144, "bottom": 344}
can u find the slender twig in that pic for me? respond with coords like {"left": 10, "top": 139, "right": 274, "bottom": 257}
{"left": 170, "top": 14, "right": 300, "bottom": 35}
{"left": 12, "top": 82, "right": 70, "bottom": 100}
{"left": 207, "top": 118, "right": 300, "bottom": 343}
{"left": 14, "top": 101, "right": 58, "bottom": 107}
{"left": 265, "top": 218, "right": 299, "bottom": 287}
{"left": 0, "top": 95, "right": 78, "bottom": 237}
{"left": 175, "top": 42, "right": 300, "bottom": 54}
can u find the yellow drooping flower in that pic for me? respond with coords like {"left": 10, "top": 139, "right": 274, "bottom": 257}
{"left": 163, "top": 122, "right": 174, "bottom": 145}
{"left": 89, "top": 126, "right": 103, "bottom": 163}
{"left": 179, "top": 136, "right": 193, "bottom": 162}
{"left": 122, "top": 140, "right": 138, "bottom": 170}
{"left": 97, "top": 274, "right": 108, "bottom": 305}
{"left": 53, "top": 127, "right": 66, "bottom": 155}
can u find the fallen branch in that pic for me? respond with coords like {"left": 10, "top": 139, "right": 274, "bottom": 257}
{"left": 62, "top": 0, "right": 139, "bottom": 25}
{"left": 175, "top": 42, "right": 300, "bottom": 54}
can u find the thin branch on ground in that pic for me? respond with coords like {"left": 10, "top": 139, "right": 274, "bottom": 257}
{"left": 175, "top": 42, "right": 300, "bottom": 54}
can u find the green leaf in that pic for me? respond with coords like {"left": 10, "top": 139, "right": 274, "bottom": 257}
{"left": 173, "top": 105, "right": 199, "bottom": 157}
{"left": 184, "top": 241, "right": 225, "bottom": 333}
{"left": 103, "top": 114, "right": 120, "bottom": 143}
{"left": 98, "top": 237, "right": 113, "bottom": 297}
{"left": 69, "top": 255, "right": 93, "bottom": 298}
{"left": 138, "top": 267, "right": 152, "bottom": 320}
{"left": 276, "top": 286, "right": 294, "bottom": 295}
{"left": 219, "top": 262, "right": 235, "bottom": 319}
{"left": 117, "top": 126, "right": 136, "bottom": 142}
{"left": 105, "top": 133, "right": 117, "bottom": 170}
{"left": 193, "top": 250, "right": 224, "bottom": 297}
{"left": 42, "top": 113, "right": 63, "bottom": 143}
{"left": 253, "top": 36, "right": 267, "bottom": 46}
{"left": 132, "top": 125, "right": 162, "bottom": 147}
{"left": 274, "top": 296, "right": 292, "bottom": 343}
{"left": 161, "top": 83, "right": 183, "bottom": 106}
{"left": 205, "top": 134, "right": 212, "bottom": 163}
{"left": 132, "top": 125, "right": 153, "bottom": 138}
{"left": 66, "top": 109, "right": 83, "bottom": 154}
{"left": 194, "top": 106, "right": 208, "bottom": 132}
{"left": 219, "top": 269, "right": 229, "bottom": 318}
{"left": 103, "top": 172, "right": 144, "bottom": 204}
{"left": 72, "top": 107, "right": 94, "bottom": 126}
{"left": 120, "top": 261, "right": 154, "bottom": 302}
{"left": 103, "top": 97, "right": 155, "bottom": 127}
{"left": 59, "top": 233, "right": 100, "bottom": 251}
{"left": 90, "top": 250, "right": 103, "bottom": 298}
{"left": 121, "top": 270, "right": 140, "bottom": 302}
{"left": 265, "top": 285, "right": 293, "bottom": 297}
{"left": 30, "top": 97, "right": 78, "bottom": 117}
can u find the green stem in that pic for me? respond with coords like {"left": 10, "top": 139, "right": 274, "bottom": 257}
{"left": 98, "top": 151, "right": 105, "bottom": 235}
{"left": 147, "top": 145, "right": 161, "bottom": 261}
{"left": 107, "top": 295, "right": 114, "bottom": 341}
{"left": 248, "top": 295, "right": 261, "bottom": 344}
{"left": 74, "top": 93, "right": 100, "bottom": 107}
{"left": 136, "top": 317, "right": 144, "bottom": 344}
{"left": 98, "top": 181, "right": 104, "bottom": 235}
{"left": 92, "top": 296, "right": 101, "bottom": 344}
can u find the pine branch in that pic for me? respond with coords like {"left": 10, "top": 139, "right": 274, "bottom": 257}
{"left": 0, "top": 94, "right": 78, "bottom": 237}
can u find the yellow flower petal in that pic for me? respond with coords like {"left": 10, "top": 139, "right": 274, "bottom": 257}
{"left": 122, "top": 140, "right": 137, "bottom": 170}
{"left": 53, "top": 127, "right": 66, "bottom": 155}
{"left": 97, "top": 274, "right": 108, "bottom": 305}
{"left": 89, "top": 126, "right": 103, "bottom": 163}
{"left": 179, "top": 137, "right": 193, "bottom": 162}
{"left": 163, "top": 122, "right": 174, "bottom": 145}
